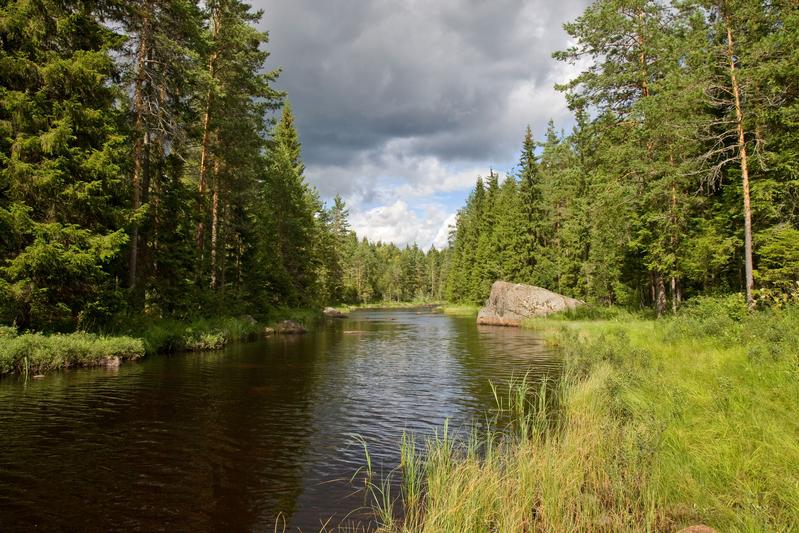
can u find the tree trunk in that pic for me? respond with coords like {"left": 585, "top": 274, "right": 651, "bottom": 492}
{"left": 196, "top": 10, "right": 221, "bottom": 254}
{"left": 650, "top": 272, "right": 656, "bottom": 306}
{"left": 129, "top": 8, "right": 151, "bottom": 291}
{"left": 220, "top": 201, "right": 227, "bottom": 296}
{"left": 671, "top": 276, "right": 680, "bottom": 314}
{"left": 725, "top": 13, "right": 755, "bottom": 310}
{"left": 210, "top": 160, "right": 220, "bottom": 289}
{"left": 655, "top": 272, "right": 667, "bottom": 318}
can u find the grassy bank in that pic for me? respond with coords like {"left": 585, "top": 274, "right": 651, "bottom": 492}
{"left": 0, "top": 327, "right": 145, "bottom": 375}
{"left": 440, "top": 304, "right": 479, "bottom": 316}
{"left": 369, "top": 298, "right": 799, "bottom": 531}
{"left": 0, "top": 308, "right": 321, "bottom": 377}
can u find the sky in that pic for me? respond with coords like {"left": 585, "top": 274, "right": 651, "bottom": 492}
{"left": 254, "top": 0, "right": 591, "bottom": 249}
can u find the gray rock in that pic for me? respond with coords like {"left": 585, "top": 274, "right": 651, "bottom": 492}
{"left": 477, "top": 281, "right": 583, "bottom": 327}
{"left": 275, "top": 320, "right": 307, "bottom": 334}
{"left": 100, "top": 356, "right": 121, "bottom": 368}
{"left": 323, "top": 307, "right": 348, "bottom": 319}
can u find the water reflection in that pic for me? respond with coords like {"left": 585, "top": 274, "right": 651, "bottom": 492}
{"left": 0, "top": 309, "right": 559, "bottom": 531}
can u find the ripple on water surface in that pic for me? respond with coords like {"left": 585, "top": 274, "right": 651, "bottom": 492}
{"left": 0, "top": 309, "right": 559, "bottom": 531}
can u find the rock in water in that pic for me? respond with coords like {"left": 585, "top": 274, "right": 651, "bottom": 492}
{"left": 477, "top": 281, "right": 583, "bottom": 327}
{"left": 275, "top": 320, "right": 307, "bottom": 334}
{"left": 323, "top": 307, "right": 348, "bottom": 319}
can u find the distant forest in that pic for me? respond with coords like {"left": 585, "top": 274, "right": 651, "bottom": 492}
{"left": 446, "top": 0, "right": 799, "bottom": 315}
{"left": 1, "top": 0, "right": 797, "bottom": 333}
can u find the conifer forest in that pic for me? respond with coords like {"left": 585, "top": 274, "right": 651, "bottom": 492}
{"left": 1, "top": 1, "right": 799, "bottom": 531}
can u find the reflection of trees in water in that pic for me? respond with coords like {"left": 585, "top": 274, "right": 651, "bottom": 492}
{"left": 0, "top": 336, "right": 330, "bottom": 531}
{"left": 449, "top": 317, "right": 562, "bottom": 428}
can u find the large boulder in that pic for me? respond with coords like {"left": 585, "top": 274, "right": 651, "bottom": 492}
{"left": 477, "top": 281, "right": 583, "bottom": 326}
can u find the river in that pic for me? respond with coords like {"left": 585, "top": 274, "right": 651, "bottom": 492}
{"left": 0, "top": 308, "right": 559, "bottom": 531}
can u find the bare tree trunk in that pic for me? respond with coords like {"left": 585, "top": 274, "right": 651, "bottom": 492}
{"left": 129, "top": 9, "right": 151, "bottom": 291}
{"left": 655, "top": 273, "right": 667, "bottom": 318}
{"left": 671, "top": 276, "right": 678, "bottom": 314}
{"left": 725, "top": 13, "right": 755, "bottom": 310}
{"left": 210, "top": 160, "right": 220, "bottom": 289}
{"left": 196, "top": 10, "right": 221, "bottom": 254}
{"left": 650, "top": 272, "right": 656, "bottom": 306}
{"left": 669, "top": 168, "right": 680, "bottom": 314}
{"left": 220, "top": 214, "right": 226, "bottom": 296}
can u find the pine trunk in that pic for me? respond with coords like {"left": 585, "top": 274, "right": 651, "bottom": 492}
{"left": 655, "top": 273, "right": 667, "bottom": 318}
{"left": 129, "top": 8, "right": 151, "bottom": 291}
{"left": 196, "top": 10, "right": 221, "bottom": 254}
{"left": 725, "top": 13, "right": 755, "bottom": 310}
{"left": 210, "top": 160, "right": 220, "bottom": 289}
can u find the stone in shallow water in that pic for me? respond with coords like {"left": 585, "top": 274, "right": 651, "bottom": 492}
{"left": 275, "top": 320, "right": 307, "bottom": 334}
{"left": 323, "top": 307, "right": 348, "bottom": 318}
{"left": 477, "top": 280, "right": 583, "bottom": 327}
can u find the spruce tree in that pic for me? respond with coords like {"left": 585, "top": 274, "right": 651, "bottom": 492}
{"left": 0, "top": 0, "right": 129, "bottom": 329}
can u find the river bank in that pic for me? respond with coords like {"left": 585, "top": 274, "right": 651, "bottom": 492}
{"left": 370, "top": 297, "right": 799, "bottom": 531}
{"left": 0, "top": 309, "right": 321, "bottom": 377}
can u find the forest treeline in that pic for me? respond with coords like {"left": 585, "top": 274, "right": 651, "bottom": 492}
{"left": 3, "top": 0, "right": 797, "bottom": 333}
{"left": 0, "top": 0, "right": 450, "bottom": 332}
{"left": 446, "top": 0, "right": 799, "bottom": 315}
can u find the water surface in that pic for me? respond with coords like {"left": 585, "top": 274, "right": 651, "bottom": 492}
{"left": 0, "top": 309, "right": 559, "bottom": 531}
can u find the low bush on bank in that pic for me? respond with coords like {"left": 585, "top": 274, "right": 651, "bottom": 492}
{"left": 0, "top": 332, "right": 145, "bottom": 375}
{"left": 127, "top": 316, "right": 263, "bottom": 354}
{"left": 368, "top": 299, "right": 799, "bottom": 531}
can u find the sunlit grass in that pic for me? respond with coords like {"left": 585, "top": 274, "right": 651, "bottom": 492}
{"left": 440, "top": 304, "right": 479, "bottom": 316}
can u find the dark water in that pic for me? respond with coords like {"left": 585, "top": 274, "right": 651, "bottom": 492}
{"left": 0, "top": 309, "right": 559, "bottom": 531}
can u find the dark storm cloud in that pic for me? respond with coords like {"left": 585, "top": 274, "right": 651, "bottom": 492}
{"left": 256, "top": 0, "right": 589, "bottom": 164}
{"left": 252, "top": 0, "right": 591, "bottom": 246}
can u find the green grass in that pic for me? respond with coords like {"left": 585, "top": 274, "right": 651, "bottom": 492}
{"left": 440, "top": 304, "right": 480, "bottom": 316}
{"left": 0, "top": 331, "right": 145, "bottom": 375}
{"left": 367, "top": 298, "right": 799, "bottom": 531}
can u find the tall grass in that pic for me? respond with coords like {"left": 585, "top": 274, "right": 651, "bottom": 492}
{"left": 365, "top": 298, "right": 799, "bottom": 531}
{"left": 0, "top": 331, "right": 145, "bottom": 375}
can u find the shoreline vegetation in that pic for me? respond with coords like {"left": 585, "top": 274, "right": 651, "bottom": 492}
{"left": 0, "top": 303, "right": 482, "bottom": 378}
{"left": 363, "top": 296, "right": 799, "bottom": 532}
{"left": 0, "top": 304, "right": 482, "bottom": 377}
{"left": 0, "top": 309, "right": 319, "bottom": 377}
